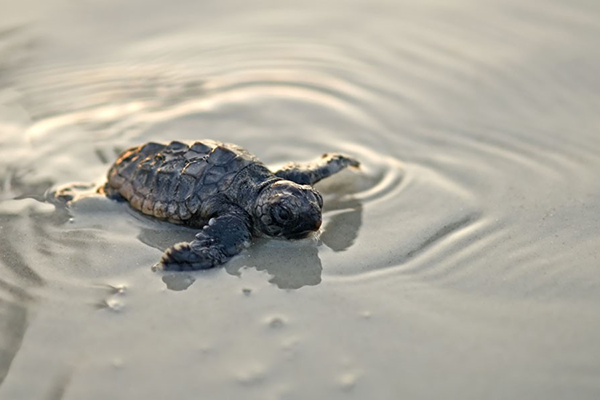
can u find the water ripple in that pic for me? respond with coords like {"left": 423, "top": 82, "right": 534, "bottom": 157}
{"left": 2, "top": 0, "right": 599, "bottom": 296}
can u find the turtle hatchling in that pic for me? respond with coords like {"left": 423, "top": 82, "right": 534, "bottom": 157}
{"left": 100, "top": 140, "right": 360, "bottom": 271}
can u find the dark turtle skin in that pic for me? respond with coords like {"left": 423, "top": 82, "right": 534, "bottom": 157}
{"left": 101, "top": 140, "right": 359, "bottom": 271}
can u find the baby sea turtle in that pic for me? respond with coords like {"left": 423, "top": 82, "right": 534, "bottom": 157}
{"left": 100, "top": 140, "right": 359, "bottom": 271}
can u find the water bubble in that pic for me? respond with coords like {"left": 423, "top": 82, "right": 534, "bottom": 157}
{"left": 95, "top": 282, "right": 128, "bottom": 295}
{"left": 337, "top": 371, "right": 360, "bottom": 391}
{"left": 96, "top": 298, "right": 124, "bottom": 312}
{"left": 266, "top": 316, "right": 285, "bottom": 329}
{"left": 235, "top": 364, "right": 266, "bottom": 386}
{"left": 106, "top": 299, "right": 124, "bottom": 312}
{"left": 106, "top": 283, "right": 127, "bottom": 295}
{"left": 112, "top": 358, "right": 125, "bottom": 368}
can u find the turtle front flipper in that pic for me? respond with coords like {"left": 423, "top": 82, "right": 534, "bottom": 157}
{"left": 157, "top": 210, "right": 252, "bottom": 271}
{"left": 274, "top": 153, "right": 360, "bottom": 185}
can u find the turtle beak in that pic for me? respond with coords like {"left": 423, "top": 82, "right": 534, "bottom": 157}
{"left": 315, "top": 218, "right": 322, "bottom": 230}
{"left": 285, "top": 216, "right": 321, "bottom": 239}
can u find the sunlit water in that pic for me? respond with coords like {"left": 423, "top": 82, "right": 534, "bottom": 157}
{"left": 1, "top": 0, "right": 600, "bottom": 398}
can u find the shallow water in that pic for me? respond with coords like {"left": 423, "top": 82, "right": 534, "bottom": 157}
{"left": 1, "top": 0, "right": 600, "bottom": 398}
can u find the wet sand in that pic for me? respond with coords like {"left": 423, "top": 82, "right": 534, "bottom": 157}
{"left": 1, "top": 0, "right": 600, "bottom": 398}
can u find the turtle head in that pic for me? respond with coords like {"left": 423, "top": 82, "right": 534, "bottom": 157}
{"left": 254, "top": 180, "right": 323, "bottom": 239}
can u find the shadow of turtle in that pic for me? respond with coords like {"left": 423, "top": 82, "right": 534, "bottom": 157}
{"left": 225, "top": 238, "right": 322, "bottom": 290}
{"left": 320, "top": 197, "right": 363, "bottom": 252}
{"left": 140, "top": 195, "right": 363, "bottom": 291}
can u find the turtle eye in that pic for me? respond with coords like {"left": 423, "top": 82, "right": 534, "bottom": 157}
{"left": 272, "top": 205, "right": 292, "bottom": 225}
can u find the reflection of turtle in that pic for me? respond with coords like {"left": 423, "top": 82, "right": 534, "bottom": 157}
{"left": 101, "top": 140, "right": 359, "bottom": 271}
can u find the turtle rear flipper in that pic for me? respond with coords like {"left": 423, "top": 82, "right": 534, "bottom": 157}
{"left": 97, "top": 182, "right": 126, "bottom": 202}
{"left": 46, "top": 182, "right": 98, "bottom": 206}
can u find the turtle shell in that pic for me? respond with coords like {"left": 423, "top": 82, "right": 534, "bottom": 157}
{"left": 106, "top": 140, "right": 260, "bottom": 224}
